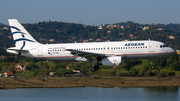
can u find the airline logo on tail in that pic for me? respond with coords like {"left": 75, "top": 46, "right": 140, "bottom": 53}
{"left": 10, "top": 26, "right": 35, "bottom": 50}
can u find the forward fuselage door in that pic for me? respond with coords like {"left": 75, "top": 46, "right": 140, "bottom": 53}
{"left": 149, "top": 42, "right": 154, "bottom": 52}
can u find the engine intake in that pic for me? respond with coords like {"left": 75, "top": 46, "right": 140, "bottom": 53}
{"left": 101, "top": 56, "right": 122, "bottom": 66}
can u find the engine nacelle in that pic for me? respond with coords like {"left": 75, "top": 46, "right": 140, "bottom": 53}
{"left": 102, "top": 56, "right": 122, "bottom": 66}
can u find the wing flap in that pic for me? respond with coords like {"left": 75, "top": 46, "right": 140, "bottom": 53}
{"left": 66, "top": 49, "right": 115, "bottom": 60}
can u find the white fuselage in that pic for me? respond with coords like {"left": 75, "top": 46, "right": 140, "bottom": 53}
{"left": 8, "top": 40, "right": 174, "bottom": 62}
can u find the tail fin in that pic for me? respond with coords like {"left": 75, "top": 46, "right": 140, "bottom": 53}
{"left": 8, "top": 19, "right": 40, "bottom": 48}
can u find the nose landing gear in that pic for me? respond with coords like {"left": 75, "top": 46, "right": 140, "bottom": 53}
{"left": 150, "top": 59, "right": 154, "bottom": 68}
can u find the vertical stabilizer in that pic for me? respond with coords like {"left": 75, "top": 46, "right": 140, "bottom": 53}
{"left": 8, "top": 19, "right": 40, "bottom": 48}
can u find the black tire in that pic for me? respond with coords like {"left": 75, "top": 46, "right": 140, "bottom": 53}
{"left": 151, "top": 65, "right": 154, "bottom": 68}
{"left": 95, "top": 65, "right": 99, "bottom": 70}
{"left": 90, "top": 67, "right": 95, "bottom": 72}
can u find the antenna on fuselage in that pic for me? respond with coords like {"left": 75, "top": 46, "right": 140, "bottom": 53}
{"left": 148, "top": 38, "right": 151, "bottom": 41}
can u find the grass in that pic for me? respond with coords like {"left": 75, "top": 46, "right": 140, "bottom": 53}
{"left": 1, "top": 76, "right": 180, "bottom": 89}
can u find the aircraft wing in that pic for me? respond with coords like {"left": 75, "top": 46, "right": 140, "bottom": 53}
{"left": 66, "top": 49, "right": 115, "bottom": 60}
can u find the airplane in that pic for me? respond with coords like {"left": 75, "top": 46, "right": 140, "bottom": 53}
{"left": 6, "top": 19, "right": 175, "bottom": 72}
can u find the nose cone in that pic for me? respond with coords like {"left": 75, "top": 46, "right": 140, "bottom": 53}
{"left": 169, "top": 48, "right": 175, "bottom": 54}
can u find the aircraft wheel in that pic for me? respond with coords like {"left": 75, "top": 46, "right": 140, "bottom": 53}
{"left": 95, "top": 65, "right": 99, "bottom": 70}
{"left": 151, "top": 65, "right": 154, "bottom": 69}
{"left": 90, "top": 67, "right": 96, "bottom": 72}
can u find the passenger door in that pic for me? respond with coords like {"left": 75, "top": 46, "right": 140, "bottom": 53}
{"left": 149, "top": 42, "right": 154, "bottom": 52}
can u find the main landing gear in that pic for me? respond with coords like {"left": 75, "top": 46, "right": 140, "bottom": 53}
{"left": 90, "top": 65, "right": 99, "bottom": 72}
{"left": 90, "top": 60, "right": 100, "bottom": 72}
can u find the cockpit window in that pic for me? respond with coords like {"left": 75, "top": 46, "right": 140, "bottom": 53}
{"left": 160, "top": 44, "right": 168, "bottom": 48}
{"left": 164, "top": 44, "right": 168, "bottom": 47}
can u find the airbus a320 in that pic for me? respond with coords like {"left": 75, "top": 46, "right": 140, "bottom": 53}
{"left": 6, "top": 19, "right": 175, "bottom": 72}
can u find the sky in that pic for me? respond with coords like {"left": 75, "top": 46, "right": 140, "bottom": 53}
{"left": 1, "top": 0, "right": 180, "bottom": 26}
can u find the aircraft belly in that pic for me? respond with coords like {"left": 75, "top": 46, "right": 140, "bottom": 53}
{"left": 41, "top": 57, "right": 77, "bottom": 62}
{"left": 39, "top": 56, "right": 89, "bottom": 62}
{"left": 126, "top": 53, "right": 173, "bottom": 59}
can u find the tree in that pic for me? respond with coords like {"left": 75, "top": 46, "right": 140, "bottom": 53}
{"left": 121, "top": 60, "right": 141, "bottom": 70}
{"left": 0, "top": 66, "right": 2, "bottom": 72}
{"left": 128, "top": 68, "right": 138, "bottom": 76}
{"left": 166, "top": 53, "right": 179, "bottom": 66}
{"left": 26, "top": 62, "right": 38, "bottom": 70}
{"left": 9, "top": 65, "right": 16, "bottom": 74}
{"left": 37, "top": 61, "right": 49, "bottom": 73}
{"left": 169, "top": 63, "right": 180, "bottom": 71}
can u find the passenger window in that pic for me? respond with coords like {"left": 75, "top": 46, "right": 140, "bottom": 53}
{"left": 160, "top": 45, "right": 162, "bottom": 48}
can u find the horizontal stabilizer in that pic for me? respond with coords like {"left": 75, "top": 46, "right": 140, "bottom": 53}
{"left": 6, "top": 47, "right": 29, "bottom": 52}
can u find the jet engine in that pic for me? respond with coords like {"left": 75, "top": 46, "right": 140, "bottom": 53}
{"left": 101, "top": 56, "right": 122, "bottom": 66}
